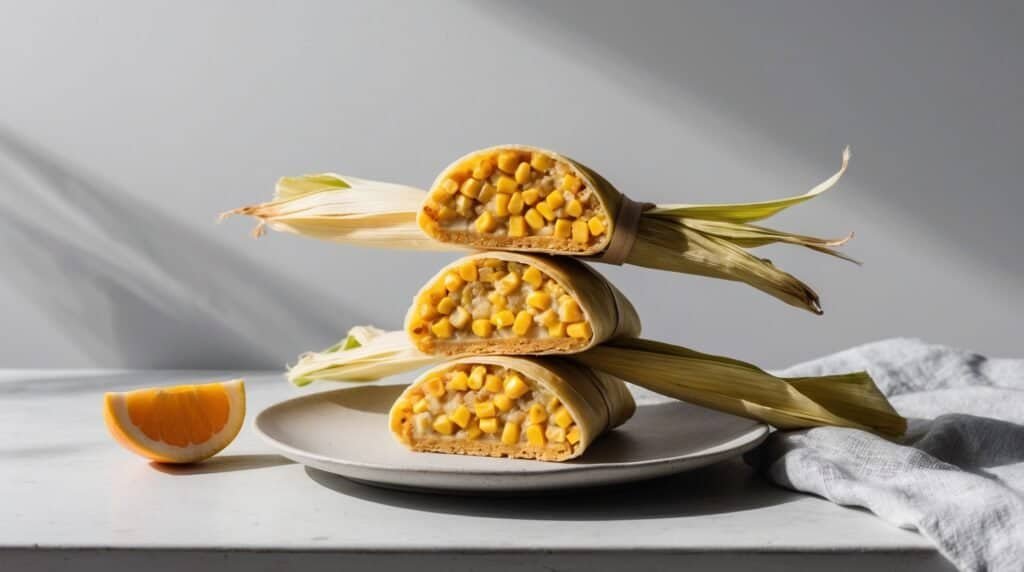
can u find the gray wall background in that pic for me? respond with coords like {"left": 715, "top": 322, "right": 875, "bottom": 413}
{"left": 1, "top": 0, "right": 1021, "bottom": 371}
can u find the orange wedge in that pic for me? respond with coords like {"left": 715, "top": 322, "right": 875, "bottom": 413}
{"left": 104, "top": 379, "right": 246, "bottom": 464}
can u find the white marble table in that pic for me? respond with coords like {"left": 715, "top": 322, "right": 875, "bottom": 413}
{"left": 0, "top": 370, "right": 952, "bottom": 571}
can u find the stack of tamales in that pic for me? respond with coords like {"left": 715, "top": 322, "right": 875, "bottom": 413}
{"left": 224, "top": 145, "right": 905, "bottom": 462}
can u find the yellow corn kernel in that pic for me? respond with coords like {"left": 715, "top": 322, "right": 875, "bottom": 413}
{"left": 466, "top": 420, "right": 483, "bottom": 440}
{"left": 530, "top": 152, "right": 554, "bottom": 171}
{"left": 472, "top": 319, "right": 494, "bottom": 338}
{"left": 473, "top": 158, "right": 495, "bottom": 180}
{"left": 504, "top": 374, "right": 529, "bottom": 399}
{"left": 508, "top": 192, "right": 525, "bottom": 215}
{"left": 547, "top": 396, "right": 561, "bottom": 411}
{"left": 561, "top": 174, "right": 583, "bottom": 193}
{"left": 451, "top": 405, "right": 471, "bottom": 429}
{"left": 553, "top": 406, "right": 573, "bottom": 429}
{"left": 460, "top": 178, "right": 482, "bottom": 198}
{"left": 588, "top": 217, "right": 606, "bottom": 236}
{"left": 528, "top": 403, "right": 548, "bottom": 424}
{"left": 567, "top": 321, "right": 591, "bottom": 339}
{"left": 508, "top": 215, "right": 527, "bottom": 237}
{"left": 572, "top": 220, "right": 590, "bottom": 244}
{"left": 497, "top": 151, "right": 520, "bottom": 173}
{"left": 430, "top": 185, "right": 454, "bottom": 203}
{"left": 526, "top": 291, "right": 551, "bottom": 310}
{"left": 496, "top": 271, "right": 521, "bottom": 295}
{"left": 535, "top": 201, "right": 556, "bottom": 221}
{"left": 558, "top": 297, "right": 583, "bottom": 322}
{"left": 565, "top": 199, "right": 584, "bottom": 218}
{"left": 444, "top": 272, "right": 465, "bottom": 293}
{"left": 524, "top": 208, "right": 545, "bottom": 230}
{"left": 553, "top": 219, "right": 572, "bottom": 239}
{"left": 547, "top": 322, "right": 566, "bottom": 337}
{"left": 487, "top": 292, "right": 507, "bottom": 309}
{"left": 457, "top": 262, "right": 478, "bottom": 282}
{"left": 436, "top": 297, "right": 456, "bottom": 315}
{"left": 432, "top": 414, "right": 454, "bottom": 435}
{"left": 512, "top": 310, "right": 533, "bottom": 336}
{"left": 566, "top": 425, "right": 581, "bottom": 444}
{"left": 538, "top": 308, "right": 559, "bottom": 327}
{"left": 514, "top": 162, "right": 532, "bottom": 184}
{"left": 448, "top": 306, "right": 470, "bottom": 329}
{"left": 546, "top": 425, "right": 566, "bottom": 443}
{"left": 427, "top": 280, "right": 449, "bottom": 301}
{"left": 493, "top": 393, "right": 513, "bottom": 412}
{"left": 436, "top": 205, "right": 457, "bottom": 222}
{"left": 413, "top": 398, "right": 430, "bottom": 414}
{"left": 424, "top": 376, "right": 446, "bottom": 397}
{"left": 522, "top": 266, "right": 544, "bottom": 288}
{"left": 492, "top": 309, "right": 516, "bottom": 328}
{"left": 484, "top": 374, "right": 502, "bottom": 393}
{"left": 474, "top": 401, "right": 497, "bottom": 419}
{"left": 525, "top": 424, "right": 546, "bottom": 446}
{"left": 468, "top": 366, "right": 486, "bottom": 390}
{"left": 439, "top": 178, "right": 459, "bottom": 195}
{"left": 475, "top": 211, "right": 497, "bottom": 233}
{"left": 418, "top": 302, "right": 439, "bottom": 320}
{"left": 430, "top": 319, "right": 454, "bottom": 338}
{"left": 394, "top": 398, "right": 413, "bottom": 412}
{"left": 479, "top": 417, "right": 499, "bottom": 434}
{"left": 496, "top": 175, "right": 518, "bottom": 194}
{"left": 446, "top": 372, "right": 468, "bottom": 392}
{"left": 501, "top": 421, "right": 521, "bottom": 445}
{"left": 493, "top": 193, "right": 510, "bottom": 216}
{"left": 545, "top": 190, "right": 565, "bottom": 210}
{"left": 477, "top": 183, "right": 496, "bottom": 204}
{"left": 454, "top": 193, "right": 474, "bottom": 217}
{"left": 521, "top": 187, "right": 540, "bottom": 206}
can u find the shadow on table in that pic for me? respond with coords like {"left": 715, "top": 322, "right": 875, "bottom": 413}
{"left": 150, "top": 454, "right": 294, "bottom": 475}
{"left": 305, "top": 459, "right": 800, "bottom": 521}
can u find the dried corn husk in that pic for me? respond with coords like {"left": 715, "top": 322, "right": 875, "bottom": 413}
{"left": 288, "top": 326, "right": 906, "bottom": 438}
{"left": 222, "top": 146, "right": 855, "bottom": 314}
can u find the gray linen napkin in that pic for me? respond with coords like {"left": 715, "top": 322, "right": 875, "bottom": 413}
{"left": 748, "top": 338, "right": 1024, "bottom": 572}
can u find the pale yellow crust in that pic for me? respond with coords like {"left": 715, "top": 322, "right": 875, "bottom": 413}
{"left": 404, "top": 437, "right": 573, "bottom": 462}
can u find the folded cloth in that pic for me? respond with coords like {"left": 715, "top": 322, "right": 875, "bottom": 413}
{"left": 748, "top": 338, "right": 1024, "bottom": 572}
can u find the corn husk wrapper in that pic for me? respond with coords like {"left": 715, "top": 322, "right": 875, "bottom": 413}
{"left": 289, "top": 326, "right": 907, "bottom": 438}
{"left": 392, "top": 356, "right": 635, "bottom": 461}
{"left": 222, "top": 146, "right": 855, "bottom": 314}
{"left": 406, "top": 252, "right": 640, "bottom": 356}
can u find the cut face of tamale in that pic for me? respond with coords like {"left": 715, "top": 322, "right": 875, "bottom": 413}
{"left": 389, "top": 356, "right": 635, "bottom": 461}
{"left": 417, "top": 145, "right": 619, "bottom": 256}
{"left": 404, "top": 252, "right": 641, "bottom": 356}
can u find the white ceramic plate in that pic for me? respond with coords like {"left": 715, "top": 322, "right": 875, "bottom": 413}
{"left": 255, "top": 384, "right": 769, "bottom": 493}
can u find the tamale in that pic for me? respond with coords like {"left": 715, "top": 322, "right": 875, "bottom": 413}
{"left": 390, "top": 356, "right": 634, "bottom": 461}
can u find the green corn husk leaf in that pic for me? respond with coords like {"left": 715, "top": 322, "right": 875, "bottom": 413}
{"left": 289, "top": 326, "right": 906, "bottom": 438}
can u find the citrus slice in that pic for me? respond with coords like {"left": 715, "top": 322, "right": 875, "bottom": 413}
{"left": 104, "top": 379, "right": 246, "bottom": 463}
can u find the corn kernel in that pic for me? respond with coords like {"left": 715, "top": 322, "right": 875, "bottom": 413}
{"left": 521, "top": 266, "right": 543, "bottom": 288}
{"left": 501, "top": 421, "right": 521, "bottom": 445}
{"left": 504, "top": 374, "right": 529, "bottom": 399}
{"left": 430, "top": 319, "right": 454, "bottom": 338}
{"left": 547, "top": 396, "right": 561, "bottom": 411}
{"left": 418, "top": 302, "right": 438, "bottom": 320}
{"left": 528, "top": 403, "right": 548, "bottom": 424}
{"left": 413, "top": 398, "right": 430, "bottom": 413}
{"left": 479, "top": 417, "right": 499, "bottom": 434}
{"left": 487, "top": 292, "right": 507, "bottom": 309}
{"left": 454, "top": 193, "right": 473, "bottom": 216}
{"left": 525, "top": 424, "right": 546, "bottom": 446}
{"left": 545, "top": 190, "right": 565, "bottom": 209}
{"left": 439, "top": 178, "right": 459, "bottom": 195}
{"left": 394, "top": 398, "right": 413, "bottom": 412}
{"left": 497, "top": 151, "right": 519, "bottom": 173}
{"left": 484, "top": 374, "right": 502, "bottom": 392}
{"left": 566, "top": 425, "right": 581, "bottom": 444}
{"left": 460, "top": 178, "right": 482, "bottom": 198}
{"left": 521, "top": 187, "right": 540, "bottom": 205}
{"left": 473, "top": 158, "right": 495, "bottom": 180}
{"left": 508, "top": 216, "right": 527, "bottom": 237}
{"left": 538, "top": 308, "right": 559, "bottom": 327}
{"left": 475, "top": 211, "right": 497, "bottom": 233}
{"left": 468, "top": 366, "right": 486, "bottom": 390}
{"left": 572, "top": 220, "right": 590, "bottom": 244}
{"left": 492, "top": 310, "right": 516, "bottom": 328}
{"left": 525, "top": 291, "right": 550, "bottom": 311}
{"left": 446, "top": 373, "right": 468, "bottom": 392}
{"left": 496, "top": 175, "right": 518, "bottom": 194}
{"left": 565, "top": 199, "right": 584, "bottom": 218}
{"left": 535, "top": 202, "right": 556, "bottom": 221}
{"left": 436, "top": 205, "right": 457, "bottom": 221}
{"left": 493, "top": 193, "right": 510, "bottom": 216}
{"left": 432, "top": 414, "right": 454, "bottom": 435}
{"left": 508, "top": 192, "right": 525, "bottom": 215}
{"left": 547, "top": 322, "right": 566, "bottom": 337}
{"left": 588, "top": 217, "right": 606, "bottom": 236}
{"left": 466, "top": 420, "right": 482, "bottom": 440}
{"left": 567, "top": 321, "right": 591, "bottom": 339}
{"left": 475, "top": 401, "right": 497, "bottom": 419}
{"left": 513, "top": 310, "right": 533, "bottom": 336}
{"left": 553, "top": 406, "right": 573, "bottom": 429}
{"left": 558, "top": 297, "right": 583, "bottom": 322}
{"left": 477, "top": 183, "right": 496, "bottom": 204}
{"left": 496, "top": 271, "right": 521, "bottom": 295}
{"left": 444, "top": 272, "right": 465, "bottom": 293}
{"left": 493, "top": 393, "right": 513, "bottom": 412}
{"left": 451, "top": 405, "right": 471, "bottom": 428}
{"left": 553, "top": 219, "right": 572, "bottom": 239}
{"left": 514, "top": 162, "right": 532, "bottom": 184}
{"left": 546, "top": 425, "right": 566, "bottom": 443}
{"left": 530, "top": 152, "right": 555, "bottom": 171}
{"left": 561, "top": 174, "right": 583, "bottom": 193}
{"left": 436, "top": 297, "right": 456, "bottom": 315}
{"left": 448, "top": 306, "right": 470, "bottom": 329}
{"left": 472, "top": 319, "right": 494, "bottom": 338}
{"left": 524, "top": 208, "right": 545, "bottom": 230}
{"left": 423, "top": 376, "right": 445, "bottom": 397}
{"left": 457, "top": 262, "right": 478, "bottom": 282}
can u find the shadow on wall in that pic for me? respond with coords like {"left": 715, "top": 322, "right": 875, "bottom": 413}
{"left": 0, "top": 127, "right": 362, "bottom": 369}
